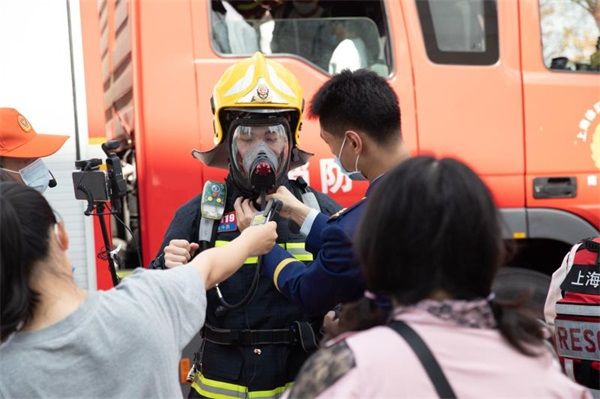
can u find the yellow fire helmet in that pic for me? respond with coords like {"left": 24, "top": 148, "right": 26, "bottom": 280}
{"left": 192, "top": 52, "right": 313, "bottom": 170}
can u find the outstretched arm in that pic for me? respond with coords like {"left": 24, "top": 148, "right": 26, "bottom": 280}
{"left": 190, "top": 221, "right": 277, "bottom": 288}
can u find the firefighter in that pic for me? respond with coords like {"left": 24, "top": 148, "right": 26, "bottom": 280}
{"left": 149, "top": 52, "right": 339, "bottom": 399}
{"left": 0, "top": 108, "right": 68, "bottom": 191}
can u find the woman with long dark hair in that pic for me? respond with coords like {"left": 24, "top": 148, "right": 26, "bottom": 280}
{"left": 0, "top": 182, "right": 277, "bottom": 398}
{"left": 287, "top": 156, "right": 590, "bottom": 398}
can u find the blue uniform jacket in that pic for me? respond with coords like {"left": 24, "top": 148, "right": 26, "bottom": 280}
{"left": 262, "top": 178, "right": 382, "bottom": 315}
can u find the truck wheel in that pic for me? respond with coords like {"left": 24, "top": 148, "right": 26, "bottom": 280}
{"left": 491, "top": 267, "right": 551, "bottom": 320}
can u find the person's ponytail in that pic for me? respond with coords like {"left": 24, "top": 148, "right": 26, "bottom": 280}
{"left": 488, "top": 296, "right": 545, "bottom": 356}
{"left": 337, "top": 295, "right": 388, "bottom": 335}
{"left": 0, "top": 182, "right": 55, "bottom": 342}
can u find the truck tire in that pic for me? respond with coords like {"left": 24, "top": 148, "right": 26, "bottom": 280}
{"left": 492, "top": 267, "right": 551, "bottom": 320}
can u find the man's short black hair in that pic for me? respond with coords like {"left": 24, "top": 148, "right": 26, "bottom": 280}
{"left": 308, "top": 69, "right": 401, "bottom": 143}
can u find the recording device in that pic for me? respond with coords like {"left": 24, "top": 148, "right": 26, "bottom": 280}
{"left": 72, "top": 140, "right": 128, "bottom": 215}
{"left": 251, "top": 198, "right": 282, "bottom": 226}
{"left": 72, "top": 158, "right": 108, "bottom": 202}
{"left": 71, "top": 140, "right": 129, "bottom": 287}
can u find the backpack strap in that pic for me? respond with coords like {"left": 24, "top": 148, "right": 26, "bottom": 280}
{"left": 581, "top": 238, "right": 600, "bottom": 267}
{"left": 389, "top": 320, "right": 457, "bottom": 399}
{"left": 582, "top": 238, "right": 600, "bottom": 253}
{"left": 293, "top": 177, "right": 321, "bottom": 211}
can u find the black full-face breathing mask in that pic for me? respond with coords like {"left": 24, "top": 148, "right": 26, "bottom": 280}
{"left": 228, "top": 116, "right": 292, "bottom": 199}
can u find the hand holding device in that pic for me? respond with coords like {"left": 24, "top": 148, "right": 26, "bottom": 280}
{"left": 251, "top": 198, "right": 282, "bottom": 226}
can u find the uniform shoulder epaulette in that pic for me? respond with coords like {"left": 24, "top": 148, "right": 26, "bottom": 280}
{"left": 328, "top": 197, "right": 366, "bottom": 220}
{"left": 329, "top": 208, "right": 347, "bottom": 220}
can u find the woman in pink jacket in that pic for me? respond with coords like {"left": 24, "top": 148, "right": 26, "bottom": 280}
{"left": 287, "top": 156, "right": 591, "bottom": 399}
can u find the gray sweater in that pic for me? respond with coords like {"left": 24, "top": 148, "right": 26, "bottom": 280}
{"left": 0, "top": 265, "right": 206, "bottom": 398}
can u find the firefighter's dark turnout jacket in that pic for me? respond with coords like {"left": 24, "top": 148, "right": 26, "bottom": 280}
{"left": 150, "top": 179, "right": 340, "bottom": 398}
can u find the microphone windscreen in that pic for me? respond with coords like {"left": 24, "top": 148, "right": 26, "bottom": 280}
{"left": 48, "top": 170, "right": 57, "bottom": 188}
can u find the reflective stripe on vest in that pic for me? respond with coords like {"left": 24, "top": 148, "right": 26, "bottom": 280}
{"left": 556, "top": 303, "right": 600, "bottom": 317}
{"left": 214, "top": 240, "right": 258, "bottom": 264}
{"left": 192, "top": 372, "right": 293, "bottom": 399}
{"left": 214, "top": 240, "right": 313, "bottom": 264}
{"left": 285, "top": 242, "right": 313, "bottom": 261}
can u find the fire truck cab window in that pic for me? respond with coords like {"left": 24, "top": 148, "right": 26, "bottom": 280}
{"left": 539, "top": 0, "right": 600, "bottom": 73}
{"left": 416, "top": 0, "right": 499, "bottom": 65}
{"left": 209, "top": 0, "right": 392, "bottom": 77}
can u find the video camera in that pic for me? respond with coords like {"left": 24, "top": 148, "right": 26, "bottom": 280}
{"left": 71, "top": 140, "right": 130, "bottom": 287}
{"left": 72, "top": 140, "right": 127, "bottom": 215}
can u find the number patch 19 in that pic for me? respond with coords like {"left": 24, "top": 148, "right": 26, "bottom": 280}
{"left": 217, "top": 211, "right": 237, "bottom": 233}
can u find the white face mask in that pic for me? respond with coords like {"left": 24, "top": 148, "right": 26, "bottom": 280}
{"left": 334, "top": 135, "right": 366, "bottom": 181}
{"left": 3, "top": 159, "right": 52, "bottom": 193}
{"left": 21, "top": 159, "right": 52, "bottom": 192}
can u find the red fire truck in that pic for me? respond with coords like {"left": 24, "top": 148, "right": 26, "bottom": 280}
{"left": 78, "top": 0, "right": 599, "bottom": 304}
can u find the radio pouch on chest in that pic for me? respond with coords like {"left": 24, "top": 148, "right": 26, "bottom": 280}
{"left": 199, "top": 181, "right": 227, "bottom": 245}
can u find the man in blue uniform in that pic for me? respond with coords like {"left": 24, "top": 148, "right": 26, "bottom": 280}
{"left": 237, "top": 69, "right": 409, "bottom": 316}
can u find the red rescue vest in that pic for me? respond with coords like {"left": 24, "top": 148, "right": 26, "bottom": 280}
{"left": 553, "top": 237, "right": 600, "bottom": 391}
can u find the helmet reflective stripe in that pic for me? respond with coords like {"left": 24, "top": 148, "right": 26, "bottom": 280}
{"left": 267, "top": 64, "right": 294, "bottom": 97}
{"left": 223, "top": 65, "right": 256, "bottom": 97}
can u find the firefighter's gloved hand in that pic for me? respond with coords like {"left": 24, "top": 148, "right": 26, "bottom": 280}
{"left": 265, "top": 186, "right": 310, "bottom": 227}
{"left": 164, "top": 239, "right": 200, "bottom": 268}
{"left": 234, "top": 197, "right": 259, "bottom": 232}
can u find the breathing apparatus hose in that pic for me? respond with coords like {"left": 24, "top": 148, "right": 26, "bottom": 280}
{"left": 215, "top": 257, "right": 262, "bottom": 310}
{"left": 214, "top": 192, "right": 268, "bottom": 311}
